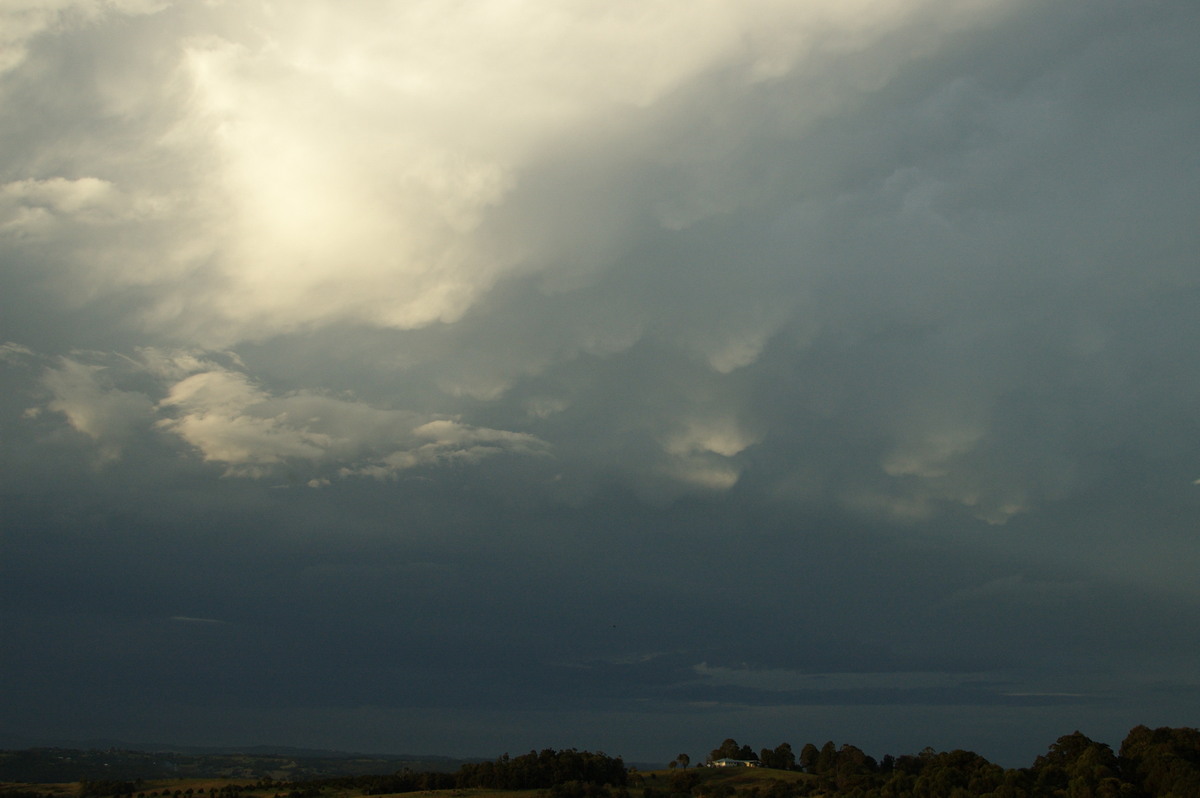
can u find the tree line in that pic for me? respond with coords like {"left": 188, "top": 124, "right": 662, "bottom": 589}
{"left": 265, "top": 726, "right": 1200, "bottom": 797}
{"left": 455, "top": 748, "right": 627, "bottom": 791}
{"left": 666, "top": 725, "right": 1200, "bottom": 797}
{"left": 279, "top": 748, "right": 627, "bottom": 797}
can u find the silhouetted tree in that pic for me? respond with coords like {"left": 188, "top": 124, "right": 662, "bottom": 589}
{"left": 798, "top": 743, "right": 820, "bottom": 774}
{"left": 1120, "top": 725, "right": 1200, "bottom": 797}
{"left": 709, "top": 740, "right": 743, "bottom": 763}
{"left": 758, "top": 743, "right": 795, "bottom": 771}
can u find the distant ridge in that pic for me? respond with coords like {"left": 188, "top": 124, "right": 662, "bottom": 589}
{"left": 0, "top": 734, "right": 457, "bottom": 759}
{"left": 0, "top": 742, "right": 476, "bottom": 783}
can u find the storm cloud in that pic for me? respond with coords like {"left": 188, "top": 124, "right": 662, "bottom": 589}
{"left": 2, "top": 0, "right": 1199, "bottom": 767}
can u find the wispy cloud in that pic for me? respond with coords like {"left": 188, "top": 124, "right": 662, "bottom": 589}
{"left": 170, "top": 616, "right": 225, "bottom": 625}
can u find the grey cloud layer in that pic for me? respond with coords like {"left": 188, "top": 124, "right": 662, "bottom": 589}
{"left": 3, "top": 0, "right": 1200, "bottom": 767}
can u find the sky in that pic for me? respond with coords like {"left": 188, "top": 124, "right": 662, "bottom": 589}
{"left": 2, "top": 0, "right": 1199, "bottom": 770}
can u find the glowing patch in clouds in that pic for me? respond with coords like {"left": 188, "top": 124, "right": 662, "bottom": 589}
{"left": 39, "top": 349, "right": 549, "bottom": 480}
{"left": 0, "top": 0, "right": 1010, "bottom": 347}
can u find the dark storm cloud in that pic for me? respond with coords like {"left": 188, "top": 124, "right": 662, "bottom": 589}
{"left": 2, "top": 0, "right": 1200, "bottom": 768}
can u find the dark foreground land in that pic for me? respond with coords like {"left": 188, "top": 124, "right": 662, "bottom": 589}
{"left": 4, "top": 724, "right": 1200, "bottom": 797}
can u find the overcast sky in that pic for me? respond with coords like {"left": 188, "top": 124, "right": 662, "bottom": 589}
{"left": 2, "top": 0, "right": 1199, "bottom": 769}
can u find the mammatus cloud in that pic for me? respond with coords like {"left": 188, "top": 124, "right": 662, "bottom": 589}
{"left": 30, "top": 343, "right": 749, "bottom": 497}
{"left": 37, "top": 349, "right": 549, "bottom": 479}
{"left": 42, "top": 356, "right": 155, "bottom": 462}
{"left": 3, "top": 0, "right": 1072, "bottom": 517}
{"left": 6, "top": 0, "right": 1196, "bottom": 526}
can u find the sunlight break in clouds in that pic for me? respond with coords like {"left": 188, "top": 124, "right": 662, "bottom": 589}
{"left": 1, "top": 0, "right": 1011, "bottom": 347}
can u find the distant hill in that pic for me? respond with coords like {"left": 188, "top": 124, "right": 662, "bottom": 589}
{"left": 0, "top": 746, "right": 473, "bottom": 783}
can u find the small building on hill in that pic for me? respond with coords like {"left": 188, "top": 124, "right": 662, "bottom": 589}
{"left": 710, "top": 758, "right": 759, "bottom": 768}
